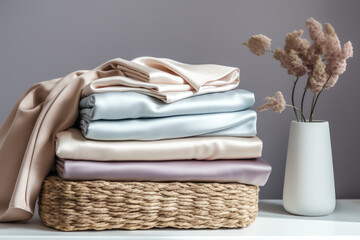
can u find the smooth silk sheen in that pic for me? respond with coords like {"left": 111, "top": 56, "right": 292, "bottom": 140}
{"left": 79, "top": 89, "right": 255, "bottom": 121}
{"left": 80, "top": 110, "right": 257, "bottom": 141}
{"left": 0, "top": 57, "right": 240, "bottom": 222}
{"left": 56, "top": 158, "right": 272, "bottom": 186}
{"left": 133, "top": 56, "right": 240, "bottom": 91}
{"left": 56, "top": 128, "right": 263, "bottom": 161}
{"left": 81, "top": 57, "right": 240, "bottom": 103}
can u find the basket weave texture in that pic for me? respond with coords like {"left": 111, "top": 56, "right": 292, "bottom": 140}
{"left": 39, "top": 176, "right": 259, "bottom": 231}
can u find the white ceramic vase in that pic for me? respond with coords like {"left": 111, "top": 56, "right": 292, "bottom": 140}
{"left": 283, "top": 120, "right": 336, "bottom": 216}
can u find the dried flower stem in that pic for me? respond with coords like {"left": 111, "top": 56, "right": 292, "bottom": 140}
{"left": 300, "top": 87, "right": 307, "bottom": 121}
{"left": 311, "top": 94, "right": 316, "bottom": 115}
{"left": 292, "top": 77, "right": 300, "bottom": 122}
{"left": 286, "top": 104, "right": 306, "bottom": 122}
{"left": 309, "top": 74, "right": 332, "bottom": 121}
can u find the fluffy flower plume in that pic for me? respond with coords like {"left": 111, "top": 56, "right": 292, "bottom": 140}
{"left": 243, "top": 34, "right": 272, "bottom": 56}
{"left": 342, "top": 41, "right": 354, "bottom": 59}
{"left": 273, "top": 30, "right": 309, "bottom": 76}
{"left": 284, "top": 30, "right": 310, "bottom": 58}
{"left": 306, "top": 18, "right": 325, "bottom": 55}
{"left": 322, "top": 23, "right": 354, "bottom": 88}
{"left": 258, "top": 91, "right": 286, "bottom": 113}
{"left": 325, "top": 23, "right": 337, "bottom": 37}
{"left": 273, "top": 48, "right": 307, "bottom": 77}
{"left": 306, "top": 56, "right": 328, "bottom": 94}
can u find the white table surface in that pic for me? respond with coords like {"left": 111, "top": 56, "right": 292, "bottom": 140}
{"left": 1, "top": 200, "right": 359, "bottom": 240}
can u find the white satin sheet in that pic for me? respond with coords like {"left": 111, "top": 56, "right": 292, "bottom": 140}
{"left": 56, "top": 128, "right": 263, "bottom": 161}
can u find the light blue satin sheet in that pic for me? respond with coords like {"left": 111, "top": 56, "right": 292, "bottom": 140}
{"left": 79, "top": 89, "right": 255, "bottom": 121}
{"left": 80, "top": 110, "right": 257, "bottom": 140}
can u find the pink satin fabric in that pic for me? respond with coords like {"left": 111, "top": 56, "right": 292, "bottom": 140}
{"left": 0, "top": 58, "right": 240, "bottom": 222}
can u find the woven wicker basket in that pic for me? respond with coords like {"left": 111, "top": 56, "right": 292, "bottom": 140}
{"left": 38, "top": 176, "right": 259, "bottom": 231}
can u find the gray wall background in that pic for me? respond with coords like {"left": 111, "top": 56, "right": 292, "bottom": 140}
{"left": 0, "top": 0, "right": 359, "bottom": 199}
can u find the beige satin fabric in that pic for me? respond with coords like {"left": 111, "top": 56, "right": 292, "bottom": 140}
{"left": 81, "top": 57, "right": 240, "bottom": 103}
{"left": 133, "top": 57, "right": 240, "bottom": 90}
{"left": 0, "top": 57, "right": 240, "bottom": 222}
{"left": 56, "top": 128, "right": 263, "bottom": 161}
{"left": 0, "top": 71, "right": 88, "bottom": 222}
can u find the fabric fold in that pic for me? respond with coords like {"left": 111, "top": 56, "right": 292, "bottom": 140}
{"left": 132, "top": 56, "right": 240, "bottom": 91}
{"left": 80, "top": 110, "right": 257, "bottom": 141}
{"left": 56, "top": 128, "right": 263, "bottom": 161}
{"left": 81, "top": 57, "right": 239, "bottom": 103}
{"left": 79, "top": 89, "right": 255, "bottom": 121}
{"left": 56, "top": 158, "right": 272, "bottom": 186}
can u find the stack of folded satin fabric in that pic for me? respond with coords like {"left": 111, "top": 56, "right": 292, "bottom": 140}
{"left": 54, "top": 56, "right": 271, "bottom": 185}
{"left": 55, "top": 88, "right": 271, "bottom": 185}
{"left": 40, "top": 57, "right": 271, "bottom": 231}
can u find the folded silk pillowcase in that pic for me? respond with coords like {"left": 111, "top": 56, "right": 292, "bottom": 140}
{"left": 56, "top": 158, "right": 272, "bottom": 186}
{"left": 79, "top": 89, "right": 255, "bottom": 121}
{"left": 56, "top": 128, "right": 263, "bottom": 161}
{"left": 80, "top": 110, "right": 257, "bottom": 141}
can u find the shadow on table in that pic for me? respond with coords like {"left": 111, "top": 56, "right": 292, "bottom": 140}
{"left": 259, "top": 200, "right": 360, "bottom": 223}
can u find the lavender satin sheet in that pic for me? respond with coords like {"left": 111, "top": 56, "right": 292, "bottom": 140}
{"left": 56, "top": 158, "right": 272, "bottom": 186}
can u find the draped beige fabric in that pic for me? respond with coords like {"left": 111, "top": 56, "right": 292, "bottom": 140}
{"left": 0, "top": 71, "right": 88, "bottom": 222}
{"left": 0, "top": 58, "right": 240, "bottom": 222}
